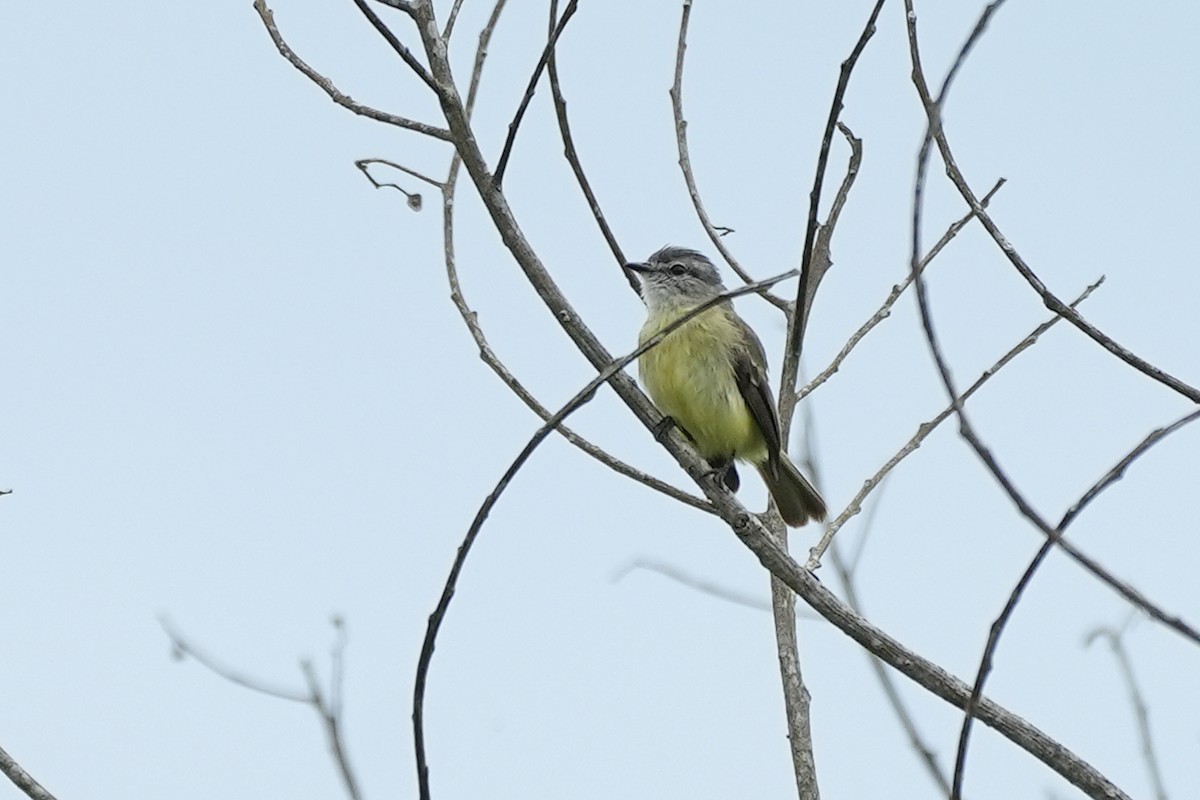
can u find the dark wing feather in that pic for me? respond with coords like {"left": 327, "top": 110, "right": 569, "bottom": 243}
{"left": 730, "top": 315, "right": 783, "bottom": 475}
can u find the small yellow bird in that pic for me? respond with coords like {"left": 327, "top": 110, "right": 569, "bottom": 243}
{"left": 626, "top": 246, "right": 826, "bottom": 527}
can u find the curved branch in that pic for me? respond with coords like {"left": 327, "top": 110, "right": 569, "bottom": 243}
{"left": 797, "top": 178, "right": 1005, "bottom": 403}
{"left": 546, "top": 0, "right": 629, "bottom": 283}
{"left": 827, "top": 497, "right": 953, "bottom": 796}
{"left": 669, "top": 0, "right": 787, "bottom": 310}
{"left": 1085, "top": 625, "right": 1170, "bottom": 800}
{"left": 903, "top": 3, "right": 1196, "bottom": 796}
{"left": 808, "top": 277, "right": 1103, "bottom": 570}
{"left": 908, "top": 4, "right": 1200, "bottom": 404}
{"left": 160, "top": 617, "right": 363, "bottom": 800}
{"left": 611, "top": 558, "right": 772, "bottom": 612}
{"left": 350, "top": 0, "right": 438, "bottom": 91}
{"left": 779, "top": 123, "right": 864, "bottom": 436}
{"left": 491, "top": 0, "right": 580, "bottom": 187}
{"left": 783, "top": 0, "right": 888, "bottom": 377}
{"left": 955, "top": 407, "right": 1200, "bottom": 799}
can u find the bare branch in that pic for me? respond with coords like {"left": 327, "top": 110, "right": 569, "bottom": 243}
{"left": 160, "top": 616, "right": 310, "bottom": 703}
{"left": 356, "top": 158, "right": 441, "bottom": 211}
{"left": 374, "top": 0, "right": 415, "bottom": 11}
{"left": 462, "top": 0, "right": 507, "bottom": 118}
{"left": 611, "top": 558, "right": 772, "bottom": 612}
{"left": 301, "top": 634, "right": 364, "bottom": 800}
{"left": 253, "top": 1, "right": 451, "bottom": 141}
{"left": 821, "top": 123, "right": 860, "bottom": 237}
{"left": 769, "top": 567, "right": 821, "bottom": 800}
{"left": 546, "top": 0, "right": 629, "bottom": 283}
{"left": 350, "top": 0, "right": 438, "bottom": 92}
{"left": 797, "top": 178, "right": 1005, "bottom": 403}
{"left": 1085, "top": 624, "right": 1170, "bottom": 800}
{"left": 161, "top": 617, "right": 364, "bottom": 800}
{"left": 828, "top": 511, "right": 954, "bottom": 797}
{"left": 779, "top": 123, "right": 864, "bottom": 437}
{"left": 441, "top": 0, "right": 467, "bottom": 40}
{"left": 903, "top": 9, "right": 1200, "bottom": 643}
{"left": 907, "top": 3, "right": 1200, "bottom": 405}
{"left": 1060, "top": 407, "right": 1200, "bottom": 530}
{"left": 356, "top": 157, "right": 443, "bottom": 190}
{"left": 491, "top": 0, "right": 580, "bottom": 187}
{"left": 670, "top": 0, "right": 787, "bottom": 310}
{"left": 783, "top": 0, "right": 887, "bottom": 379}
{"left": 902, "top": 4, "right": 1197, "bottom": 796}
{"left": 955, "top": 406, "right": 1200, "bottom": 799}
{"left": 808, "top": 277, "right": 1103, "bottom": 570}
{"left": 727, "top": 502, "right": 1134, "bottom": 800}
{"left": 772, "top": 364, "right": 826, "bottom": 800}
{"left": 0, "top": 745, "right": 56, "bottom": 800}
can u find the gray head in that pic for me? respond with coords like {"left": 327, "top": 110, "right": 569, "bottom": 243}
{"left": 624, "top": 246, "right": 726, "bottom": 310}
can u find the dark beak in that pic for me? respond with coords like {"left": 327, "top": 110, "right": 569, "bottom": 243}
{"left": 624, "top": 261, "right": 651, "bottom": 274}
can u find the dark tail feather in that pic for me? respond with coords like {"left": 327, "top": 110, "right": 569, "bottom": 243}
{"left": 756, "top": 455, "right": 827, "bottom": 528}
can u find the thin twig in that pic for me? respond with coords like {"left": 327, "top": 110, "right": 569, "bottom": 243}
{"left": 807, "top": 277, "right": 1103, "bottom": 570}
{"left": 783, "top": 0, "right": 888, "bottom": 382}
{"left": 161, "top": 617, "right": 363, "bottom": 800}
{"left": 252, "top": 1, "right": 450, "bottom": 140}
{"left": 611, "top": 558, "right": 771, "bottom": 612}
{"left": 955, "top": 407, "right": 1200, "bottom": 798}
{"left": 441, "top": 0, "right": 467, "bottom": 40}
{"left": 356, "top": 157, "right": 442, "bottom": 211}
{"left": 797, "top": 178, "right": 1005, "bottom": 403}
{"left": 491, "top": 0, "right": 580, "bottom": 187}
{"left": 828, "top": 507, "right": 955, "bottom": 797}
{"left": 546, "top": 0, "right": 629, "bottom": 282}
{"left": 161, "top": 616, "right": 310, "bottom": 702}
{"left": 779, "top": 123, "right": 864, "bottom": 435}
{"left": 1060, "top": 408, "right": 1200, "bottom": 531}
{"left": 669, "top": 0, "right": 787, "bottom": 310}
{"left": 765, "top": 387, "right": 820, "bottom": 799}
{"left": 802, "top": 406, "right": 953, "bottom": 797}
{"left": 1085, "top": 624, "right": 1170, "bottom": 800}
{"left": 350, "top": 0, "right": 438, "bottom": 91}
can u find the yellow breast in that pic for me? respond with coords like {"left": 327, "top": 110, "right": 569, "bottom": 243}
{"left": 638, "top": 304, "right": 767, "bottom": 463}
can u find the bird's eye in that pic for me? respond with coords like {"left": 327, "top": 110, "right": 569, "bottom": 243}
{"left": 668, "top": 263, "right": 687, "bottom": 276}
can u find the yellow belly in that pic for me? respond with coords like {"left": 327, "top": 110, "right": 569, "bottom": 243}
{"left": 638, "top": 306, "right": 767, "bottom": 463}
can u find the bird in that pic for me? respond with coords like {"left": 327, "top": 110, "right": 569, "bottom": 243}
{"left": 625, "top": 246, "right": 826, "bottom": 527}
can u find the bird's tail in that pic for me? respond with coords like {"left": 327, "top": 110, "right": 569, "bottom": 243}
{"left": 755, "top": 455, "right": 827, "bottom": 528}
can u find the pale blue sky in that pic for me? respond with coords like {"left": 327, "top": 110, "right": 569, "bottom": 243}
{"left": 3, "top": 2, "right": 1198, "bottom": 799}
